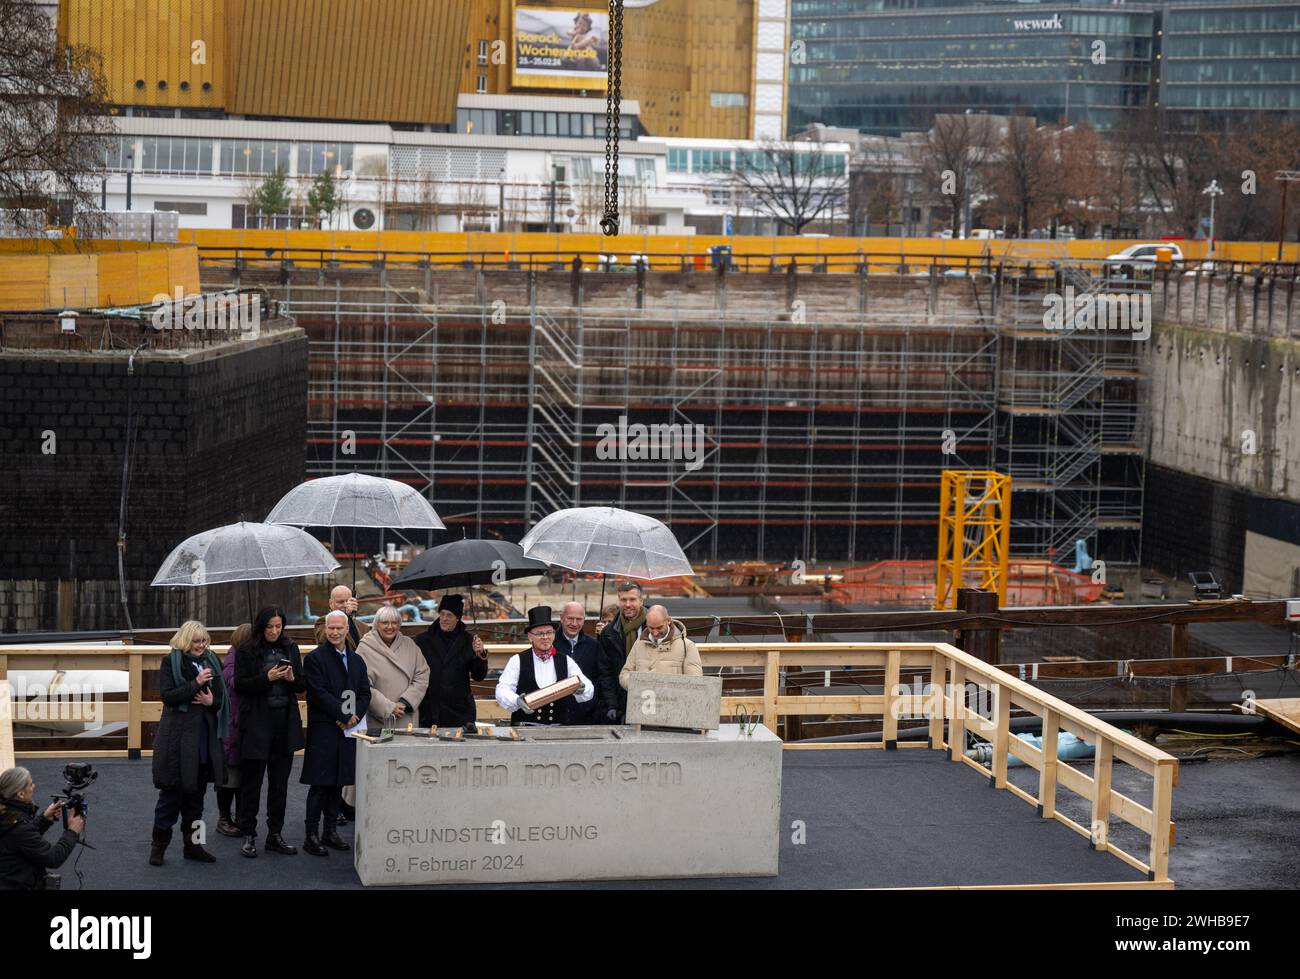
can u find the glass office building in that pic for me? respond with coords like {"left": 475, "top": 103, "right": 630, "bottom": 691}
{"left": 789, "top": 0, "right": 1155, "bottom": 136}
{"left": 1159, "top": 2, "right": 1300, "bottom": 129}
{"left": 788, "top": 1, "right": 1300, "bottom": 135}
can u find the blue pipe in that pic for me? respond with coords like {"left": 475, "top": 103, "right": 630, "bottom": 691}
{"left": 966, "top": 731, "right": 1094, "bottom": 766}
{"left": 1071, "top": 538, "right": 1093, "bottom": 574}
{"left": 358, "top": 602, "right": 430, "bottom": 625}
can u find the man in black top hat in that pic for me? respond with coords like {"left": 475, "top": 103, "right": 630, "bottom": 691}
{"left": 494, "top": 606, "right": 594, "bottom": 726}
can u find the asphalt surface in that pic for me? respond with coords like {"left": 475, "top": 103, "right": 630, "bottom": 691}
{"left": 1007, "top": 751, "right": 1300, "bottom": 890}
{"left": 21, "top": 749, "right": 1153, "bottom": 890}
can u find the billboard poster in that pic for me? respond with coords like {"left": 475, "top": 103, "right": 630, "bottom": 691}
{"left": 512, "top": 6, "right": 609, "bottom": 90}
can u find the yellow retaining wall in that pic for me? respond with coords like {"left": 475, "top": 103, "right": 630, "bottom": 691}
{"left": 180, "top": 229, "right": 1300, "bottom": 269}
{"left": 0, "top": 240, "right": 201, "bottom": 311}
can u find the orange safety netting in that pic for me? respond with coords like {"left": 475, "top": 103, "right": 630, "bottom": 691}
{"left": 830, "top": 559, "right": 1103, "bottom": 607}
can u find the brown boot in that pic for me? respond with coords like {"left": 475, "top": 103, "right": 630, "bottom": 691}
{"left": 149, "top": 827, "right": 171, "bottom": 866}
{"left": 182, "top": 821, "right": 217, "bottom": 863}
{"left": 216, "top": 814, "right": 241, "bottom": 837}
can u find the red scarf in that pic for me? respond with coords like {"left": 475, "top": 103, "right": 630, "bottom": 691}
{"left": 534, "top": 645, "right": 555, "bottom": 662}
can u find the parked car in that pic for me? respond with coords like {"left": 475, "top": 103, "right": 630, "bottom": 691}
{"left": 1104, "top": 242, "right": 1184, "bottom": 278}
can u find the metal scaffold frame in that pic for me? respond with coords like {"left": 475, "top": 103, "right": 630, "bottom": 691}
{"left": 279, "top": 276, "right": 1002, "bottom": 562}
{"left": 216, "top": 257, "right": 1146, "bottom": 568}
{"left": 996, "top": 261, "right": 1150, "bottom": 568}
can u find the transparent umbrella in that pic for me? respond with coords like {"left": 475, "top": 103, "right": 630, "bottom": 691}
{"left": 266, "top": 473, "right": 446, "bottom": 590}
{"left": 519, "top": 506, "right": 694, "bottom": 609}
{"left": 151, "top": 521, "right": 341, "bottom": 615}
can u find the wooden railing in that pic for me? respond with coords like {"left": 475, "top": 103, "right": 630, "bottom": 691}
{"left": 0, "top": 639, "right": 1178, "bottom": 881}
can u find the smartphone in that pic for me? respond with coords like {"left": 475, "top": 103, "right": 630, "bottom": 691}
{"left": 277, "top": 658, "right": 292, "bottom": 669}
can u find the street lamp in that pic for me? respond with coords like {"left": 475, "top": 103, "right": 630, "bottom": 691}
{"left": 498, "top": 166, "right": 506, "bottom": 232}
{"left": 548, "top": 163, "right": 561, "bottom": 232}
{"left": 1201, "top": 179, "right": 1223, "bottom": 258}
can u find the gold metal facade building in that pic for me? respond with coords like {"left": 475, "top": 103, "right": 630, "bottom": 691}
{"left": 60, "top": 0, "right": 760, "bottom": 137}
{"left": 461, "top": 0, "right": 759, "bottom": 137}
{"left": 59, "top": 0, "right": 230, "bottom": 111}
{"left": 60, "top": 0, "right": 471, "bottom": 126}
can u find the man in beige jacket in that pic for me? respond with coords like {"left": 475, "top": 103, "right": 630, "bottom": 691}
{"left": 619, "top": 605, "right": 703, "bottom": 689}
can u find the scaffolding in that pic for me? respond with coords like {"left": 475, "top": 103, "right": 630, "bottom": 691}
{"left": 202, "top": 258, "right": 1145, "bottom": 568}
{"left": 252, "top": 269, "right": 998, "bottom": 563}
{"left": 996, "top": 260, "right": 1150, "bottom": 568}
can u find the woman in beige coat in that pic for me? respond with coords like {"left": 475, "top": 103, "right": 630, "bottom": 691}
{"left": 619, "top": 605, "right": 703, "bottom": 689}
{"left": 355, "top": 606, "right": 430, "bottom": 729}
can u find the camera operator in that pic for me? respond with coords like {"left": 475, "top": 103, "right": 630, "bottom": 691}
{"left": 0, "top": 767, "right": 84, "bottom": 891}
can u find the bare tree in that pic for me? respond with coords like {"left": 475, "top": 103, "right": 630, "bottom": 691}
{"left": 921, "top": 113, "right": 996, "bottom": 237}
{"left": 729, "top": 140, "right": 848, "bottom": 235}
{"left": 415, "top": 177, "right": 442, "bottom": 231}
{"left": 1125, "top": 106, "right": 1221, "bottom": 237}
{"left": 849, "top": 167, "right": 907, "bottom": 236}
{"left": 379, "top": 174, "right": 441, "bottom": 231}
{"left": 575, "top": 178, "right": 603, "bottom": 233}
{"left": 0, "top": 0, "right": 114, "bottom": 235}
{"left": 1215, "top": 122, "right": 1300, "bottom": 241}
{"left": 1097, "top": 117, "right": 1146, "bottom": 235}
{"left": 986, "top": 115, "right": 1054, "bottom": 237}
{"left": 452, "top": 180, "right": 489, "bottom": 230}
{"left": 846, "top": 166, "right": 882, "bottom": 235}
{"left": 624, "top": 179, "right": 650, "bottom": 231}
{"left": 1047, "top": 123, "right": 1105, "bottom": 238}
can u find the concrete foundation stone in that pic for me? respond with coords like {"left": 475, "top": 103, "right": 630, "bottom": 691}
{"left": 353, "top": 723, "right": 781, "bottom": 885}
{"left": 625, "top": 672, "right": 721, "bottom": 731}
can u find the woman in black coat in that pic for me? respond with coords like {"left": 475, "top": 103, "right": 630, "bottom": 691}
{"left": 414, "top": 594, "right": 488, "bottom": 729}
{"left": 150, "top": 619, "right": 227, "bottom": 867}
{"left": 0, "top": 767, "right": 83, "bottom": 891}
{"left": 234, "top": 605, "right": 305, "bottom": 859}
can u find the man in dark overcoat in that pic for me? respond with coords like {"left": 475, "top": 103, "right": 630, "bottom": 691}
{"left": 414, "top": 594, "right": 487, "bottom": 729}
{"left": 556, "top": 601, "right": 601, "bottom": 724}
{"left": 301, "top": 611, "right": 371, "bottom": 856}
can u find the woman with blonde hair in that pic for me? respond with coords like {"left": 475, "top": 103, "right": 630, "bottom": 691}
{"left": 356, "top": 605, "right": 429, "bottom": 730}
{"left": 150, "top": 620, "right": 228, "bottom": 866}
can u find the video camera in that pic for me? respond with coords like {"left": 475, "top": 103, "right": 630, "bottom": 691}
{"left": 52, "top": 762, "right": 96, "bottom": 830}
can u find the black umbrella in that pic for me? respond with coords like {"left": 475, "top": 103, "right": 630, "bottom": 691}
{"left": 390, "top": 539, "right": 549, "bottom": 624}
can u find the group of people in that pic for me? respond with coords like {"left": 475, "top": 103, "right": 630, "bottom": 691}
{"left": 144, "top": 584, "right": 487, "bottom": 866}
{"left": 493, "top": 582, "right": 703, "bottom": 724}
{"left": 0, "top": 580, "right": 703, "bottom": 888}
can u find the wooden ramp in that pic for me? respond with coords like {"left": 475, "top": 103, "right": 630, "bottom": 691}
{"left": 1247, "top": 698, "right": 1300, "bottom": 736}
{"left": 0, "top": 681, "right": 13, "bottom": 771}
